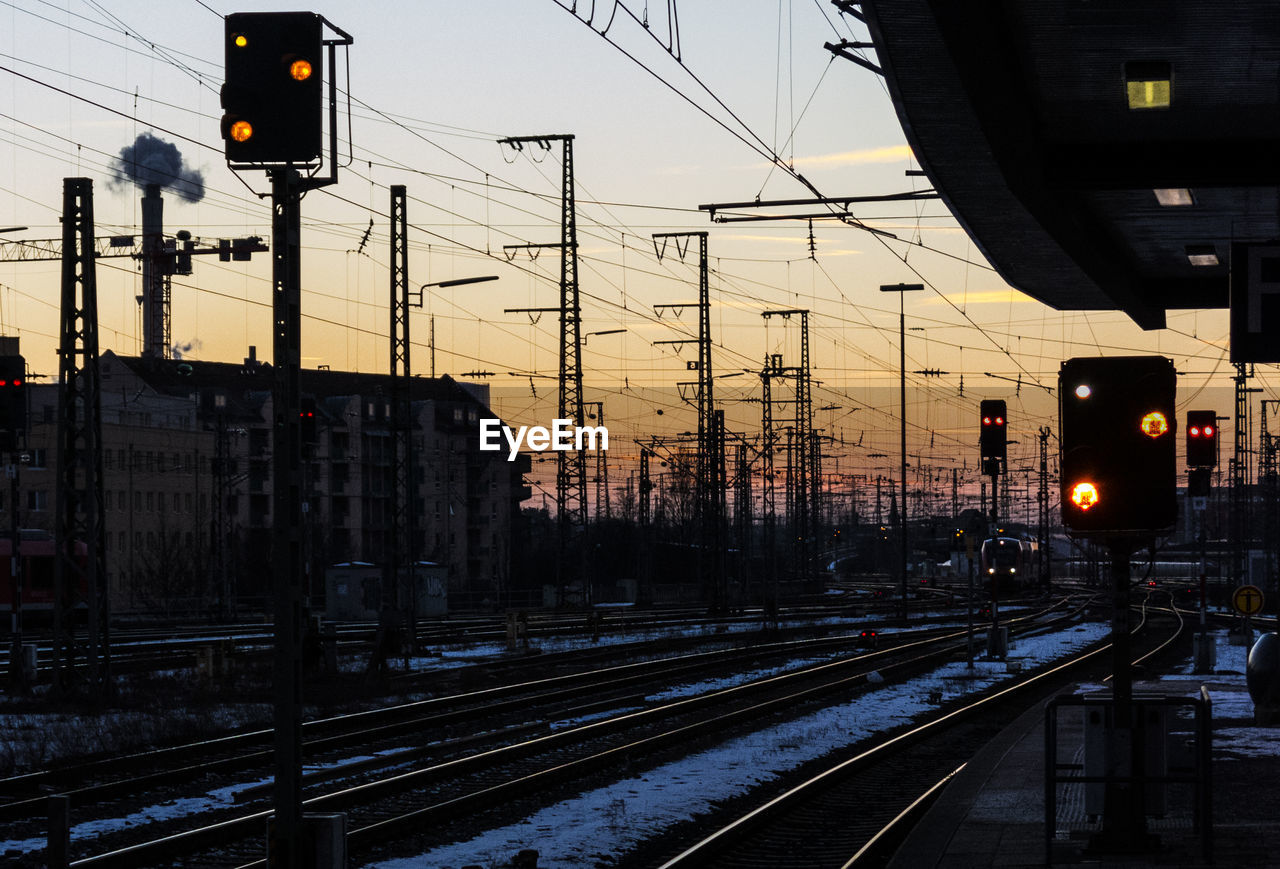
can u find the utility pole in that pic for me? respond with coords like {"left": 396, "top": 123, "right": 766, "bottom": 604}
{"left": 734, "top": 441, "right": 751, "bottom": 557}
{"left": 762, "top": 310, "right": 814, "bottom": 586}
{"left": 385, "top": 184, "right": 411, "bottom": 663}
{"left": 1261, "top": 401, "right": 1279, "bottom": 612}
{"left": 55, "top": 177, "right": 109, "bottom": 695}
{"left": 639, "top": 447, "right": 652, "bottom": 527}
{"left": 501, "top": 134, "right": 586, "bottom": 606}
{"left": 654, "top": 231, "right": 725, "bottom": 611}
{"left": 760, "top": 355, "right": 779, "bottom": 611}
{"left": 3, "top": 346, "right": 25, "bottom": 691}
{"left": 587, "top": 401, "right": 610, "bottom": 520}
{"left": 1039, "top": 426, "right": 1051, "bottom": 588}
{"left": 879, "top": 283, "right": 924, "bottom": 617}
{"left": 1232, "top": 363, "right": 1259, "bottom": 587}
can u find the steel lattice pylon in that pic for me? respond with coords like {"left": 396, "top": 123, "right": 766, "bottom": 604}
{"left": 762, "top": 309, "right": 814, "bottom": 582}
{"left": 1232, "top": 363, "right": 1252, "bottom": 587}
{"left": 54, "top": 177, "right": 109, "bottom": 694}
{"left": 500, "top": 135, "right": 586, "bottom": 604}
{"left": 388, "top": 185, "right": 411, "bottom": 624}
{"left": 653, "top": 231, "right": 726, "bottom": 610}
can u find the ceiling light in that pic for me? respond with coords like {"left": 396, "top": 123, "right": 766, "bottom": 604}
{"left": 1125, "top": 61, "right": 1172, "bottom": 110}
{"left": 1185, "top": 244, "right": 1219, "bottom": 267}
{"left": 1154, "top": 188, "right": 1193, "bottom": 206}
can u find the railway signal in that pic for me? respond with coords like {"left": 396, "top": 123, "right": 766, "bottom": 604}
{"left": 1059, "top": 356, "right": 1177, "bottom": 533}
{"left": 979, "top": 399, "right": 1007, "bottom": 473}
{"left": 1186, "top": 409, "right": 1218, "bottom": 467}
{"left": 221, "top": 12, "right": 324, "bottom": 164}
{"left": 299, "top": 396, "right": 318, "bottom": 444}
{"left": 0, "top": 354, "right": 25, "bottom": 450}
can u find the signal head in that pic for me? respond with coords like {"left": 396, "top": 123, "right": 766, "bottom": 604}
{"left": 1141, "top": 411, "right": 1169, "bottom": 438}
{"left": 1070, "top": 481, "right": 1100, "bottom": 511}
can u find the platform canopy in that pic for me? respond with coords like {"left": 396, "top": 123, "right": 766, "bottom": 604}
{"left": 861, "top": 1, "right": 1280, "bottom": 329}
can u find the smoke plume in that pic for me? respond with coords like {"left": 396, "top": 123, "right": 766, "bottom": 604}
{"left": 171, "top": 339, "right": 202, "bottom": 360}
{"left": 110, "top": 132, "right": 205, "bottom": 203}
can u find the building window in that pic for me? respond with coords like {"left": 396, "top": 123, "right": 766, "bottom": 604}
{"left": 27, "top": 490, "right": 48, "bottom": 511}
{"left": 28, "top": 448, "right": 47, "bottom": 469}
{"left": 134, "top": 491, "right": 142, "bottom": 511}
{"left": 185, "top": 493, "right": 193, "bottom": 513}
{"left": 174, "top": 493, "right": 181, "bottom": 512}
{"left": 104, "top": 451, "right": 112, "bottom": 470}
{"left": 146, "top": 492, "right": 154, "bottom": 512}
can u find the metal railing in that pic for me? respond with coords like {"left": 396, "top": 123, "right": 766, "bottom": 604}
{"left": 1044, "top": 688, "right": 1212, "bottom": 864}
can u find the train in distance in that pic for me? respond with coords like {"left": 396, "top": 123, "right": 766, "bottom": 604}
{"left": 0, "top": 531, "right": 89, "bottom": 615}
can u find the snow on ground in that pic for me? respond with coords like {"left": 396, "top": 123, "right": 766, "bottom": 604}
{"left": 0, "top": 776, "right": 273, "bottom": 855}
{"left": 0, "top": 703, "right": 269, "bottom": 778}
{"left": 363, "top": 621, "right": 1111, "bottom": 869}
{"left": 0, "top": 616, "right": 993, "bottom": 855}
{"left": 340, "top": 606, "right": 1033, "bottom": 676}
{"left": 0, "top": 744, "right": 447, "bottom": 855}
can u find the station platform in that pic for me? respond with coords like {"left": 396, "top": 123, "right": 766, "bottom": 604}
{"left": 890, "top": 660, "right": 1280, "bottom": 868}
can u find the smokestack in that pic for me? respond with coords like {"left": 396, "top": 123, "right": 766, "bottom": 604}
{"left": 110, "top": 133, "right": 206, "bottom": 360}
{"left": 141, "top": 184, "right": 165, "bottom": 358}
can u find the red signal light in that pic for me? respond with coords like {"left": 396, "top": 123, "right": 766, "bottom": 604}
{"left": 982, "top": 416, "right": 991, "bottom": 425}
{"left": 1204, "top": 425, "right": 1214, "bottom": 437}
{"left": 1189, "top": 426, "right": 1201, "bottom": 437}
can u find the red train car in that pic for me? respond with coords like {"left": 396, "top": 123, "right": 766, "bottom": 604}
{"left": 0, "top": 533, "right": 89, "bottom": 612}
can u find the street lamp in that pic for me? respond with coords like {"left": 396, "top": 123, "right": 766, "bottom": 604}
{"left": 419, "top": 275, "right": 499, "bottom": 377}
{"left": 880, "top": 282, "right": 924, "bottom": 619}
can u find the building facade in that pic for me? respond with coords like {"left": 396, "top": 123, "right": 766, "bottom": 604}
{"left": 4, "top": 349, "right": 529, "bottom": 617}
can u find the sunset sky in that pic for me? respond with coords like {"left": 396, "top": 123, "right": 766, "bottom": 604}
{"left": 0, "top": 1, "right": 1254, "bottom": 507}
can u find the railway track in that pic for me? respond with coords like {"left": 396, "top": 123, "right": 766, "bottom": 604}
{"left": 6, "top": 599, "right": 1094, "bottom": 867}
{"left": 2, "top": 602, "right": 1051, "bottom": 816}
{"left": 646, "top": 590, "right": 1185, "bottom": 869}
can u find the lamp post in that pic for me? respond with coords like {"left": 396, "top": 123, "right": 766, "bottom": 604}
{"left": 420, "top": 275, "right": 499, "bottom": 378}
{"left": 880, "top": 282, "right": 924, "bottom": 619}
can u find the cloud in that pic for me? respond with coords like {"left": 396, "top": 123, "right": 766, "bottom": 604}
{"left": 921, "top": 289, "right": 1036, "bottom": 306}
{"left": 756, "top": 144, "right": 914, "bottom": 169}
